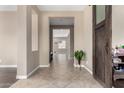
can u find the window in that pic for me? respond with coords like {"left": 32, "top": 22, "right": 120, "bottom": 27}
{"left": 58, "top": 40, "right": 66, "bottom": 49}
{"left": 32, "top": 10, "right": 38, "bottom": 51}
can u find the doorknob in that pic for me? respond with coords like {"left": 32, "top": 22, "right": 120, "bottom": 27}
{"left": 105, "top": 42, "right": 109, "bottom": 54}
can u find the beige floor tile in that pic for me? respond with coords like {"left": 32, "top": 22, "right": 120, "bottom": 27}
{"left": 11, "top": 54, "right": 103, "bottom": 88}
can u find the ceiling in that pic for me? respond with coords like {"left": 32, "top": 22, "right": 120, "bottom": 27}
{"left": 53, "top": 29, "right": 70, "bottom": 37}
{"left": 50, "top": 17, "right": 73, "bottom": 37}
{"left": 0, "top": 5, "right": 86, "bottom": 11}
{"left": 37, "top": 5, "right": 86, "bottom": 11}
{"left": 50, "top": 17, "right": 74, "bottom": 25}
{"left": 0, "top": 5, "right": 17, "bottom": 11}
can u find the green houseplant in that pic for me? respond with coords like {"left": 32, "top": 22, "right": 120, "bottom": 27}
{"left": 74, "top": 50, "right": 86, "bottom": 70}
{"left": 121, "top": 45, "right": 124, "bottom": 49}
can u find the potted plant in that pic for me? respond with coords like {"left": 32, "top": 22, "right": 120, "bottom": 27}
{"left": 121, "top": 45, "right": 124, "bottom": 49}
{"left": 74, "top": 50, "right": 86, "bottom": 70}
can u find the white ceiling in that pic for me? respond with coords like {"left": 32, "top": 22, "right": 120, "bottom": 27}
{"left": 37, "top": 5, "right": 86, "bottom": 11}
{"left": 53, "top": 29, "right": 70, "bottom": 37}
{"left": 50, "top": 17, "right": 74, "bottom": 25}
{"left": 0, "top": 5, "right": 17, "bottom": 11}
{"left": 0, "top": 5, "right": 86, "bottom": 11}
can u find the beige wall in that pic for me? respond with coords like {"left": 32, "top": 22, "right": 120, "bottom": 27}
{"left": 17, "top": 5, "right": 40, "bottom": 77}
{"left": 0, "top": 11, "right": 17, "bottom": 66}
{"left": 17, "top": 6, "right": 27, "bottom": 76}
{"left": 112, "top": 6, "right": 124, "bottom": 48}
{"left": 0, "top": 6, "right": 93, "bottom": 76}
{"left": 0, "top": 6, "right": 93, "bottom": 77}
{"left": 83, "top": 6, "right": 93, "bottom": 71}
{"left": 0, "top": 6, "right": 40, "bottom": 78}
{"left": 39, "top": 11, "right": 84, "bottom": 65}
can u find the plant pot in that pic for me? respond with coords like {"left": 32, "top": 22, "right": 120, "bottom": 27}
{"left": 78, "top": 61, "right": 81, "bottom": 70}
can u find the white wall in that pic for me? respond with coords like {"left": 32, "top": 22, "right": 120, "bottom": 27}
{"left": 0, "top": 11, "right": 17, "bottom": 66}
{"left": 39, "top": 11, "right": 84, "bottom": 65}
{"left": 83, "top": 6, "right": 93, "bottom": 71}
{"left": 112, "top": 6, "right": 124, "bottom": 48}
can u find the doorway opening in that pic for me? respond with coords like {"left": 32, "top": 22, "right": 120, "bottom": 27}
{"left": 49, "top": 17, "right": 74, "bottom": 66}
{"left": 112, "top": 6, "right": 124, "bottom": 88}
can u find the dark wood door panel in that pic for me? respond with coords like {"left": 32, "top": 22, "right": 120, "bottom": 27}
{"left": 95, "top": 26, "right": 106, "bottom": 82}
{"left": 93, "top": 5, "right": 112, "bottom": 88}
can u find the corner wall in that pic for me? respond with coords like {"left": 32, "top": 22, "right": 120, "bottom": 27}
{"left": 17, "top": 5, "right": 40, "bottom": 79}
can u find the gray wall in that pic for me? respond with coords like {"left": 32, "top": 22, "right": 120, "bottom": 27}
{"left": 69, "top": 26, "right": 74, "bottom": 59}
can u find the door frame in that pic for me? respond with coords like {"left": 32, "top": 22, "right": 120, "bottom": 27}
{"left": 92, "top": 5, "right": 112, "bottom": 87}
{"left": 49, "top": 25, "right": 74, "bottom": 63}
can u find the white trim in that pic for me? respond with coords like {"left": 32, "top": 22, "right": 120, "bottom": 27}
{"left": 74, "top": 64, "right": 93, "bottom": 75}
{"left": 27, "top": 66, "right": 39, "bottom": 78}
{"left": 83, "top": 65, "right": 93, "bottom": 75}
{"left": 16, "top": 66, "right": 39, "bottom": 80}
{"left": 37, "top": 6, "right": 87, "bottom": 11}
{"left": 16, "top": 75, "right": 27, "bottom": 79}
{"left": 0, "top": 65, "right": 17, "bottom": 68}
{"left": 39, "top": 64, "right": 50, "bottom": 67}
{"left": 16, "top": 65, "right": 50, "bottom": 80}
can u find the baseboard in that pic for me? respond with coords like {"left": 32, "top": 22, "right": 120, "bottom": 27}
{"left": 39, "top": 64, "right": 50, "bottom": 67}
{"left": 0, "top": 65, "right": 17, "bottom": 68}
{"left": 16, "top": 75, "right": 27, "bottom": 79}
{"left": 83, "top": 65, "right": 93, "bottom": 75}
{"left": 27, "top": 66, "right": 39, "bottom": 78}
{"left": 16, "top": 66, "right": 39, "bottom": 80}
{"left": 74, "top": 64, "right": 93, "bottom": 75}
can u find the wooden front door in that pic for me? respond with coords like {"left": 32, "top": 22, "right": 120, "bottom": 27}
{"left": 93, "top": 5, "right": 112, "bottom": 87}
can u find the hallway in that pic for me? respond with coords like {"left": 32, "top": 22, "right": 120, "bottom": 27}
{"left": 11, "top": 54, "right": 102, "bottom": 88}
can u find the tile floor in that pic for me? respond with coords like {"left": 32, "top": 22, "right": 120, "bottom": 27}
{"left": 0, "top": 68, "right": 17, "bottom": 88}
{"left": 11, "top": 54, "right": 103, "bottom": 88}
